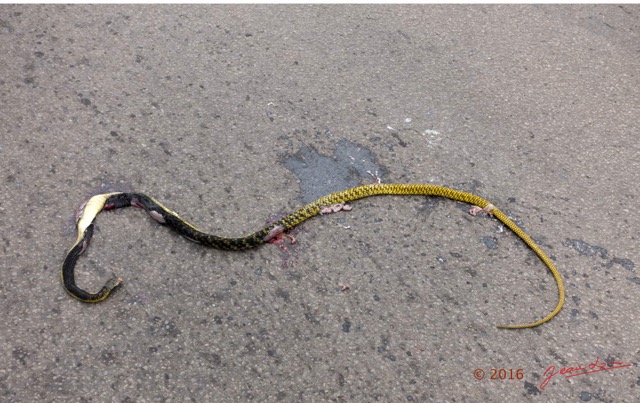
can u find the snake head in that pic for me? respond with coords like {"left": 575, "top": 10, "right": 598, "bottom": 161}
{"left": 106, "top": 274, "right": 124, "bottom": 289}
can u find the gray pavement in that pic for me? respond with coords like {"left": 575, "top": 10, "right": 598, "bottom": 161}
{"left": 1, "top": 4, "right": 639, "bottom": 402}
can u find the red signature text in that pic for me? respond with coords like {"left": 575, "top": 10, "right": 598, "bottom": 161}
{"left": 539, "top": 356, "right": 632, "bottom": 390}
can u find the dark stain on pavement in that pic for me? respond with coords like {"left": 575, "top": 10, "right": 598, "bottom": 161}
{"left": 283, "top": 140, "right": 388, "bottom": 203}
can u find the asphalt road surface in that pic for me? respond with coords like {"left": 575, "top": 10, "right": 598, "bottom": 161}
{"left": 1, "top": 4, "right": 638, "bottom": 402}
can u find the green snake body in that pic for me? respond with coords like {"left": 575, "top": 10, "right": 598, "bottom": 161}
{"left": 62, "top": 183, "right": 565, "bottom": 329}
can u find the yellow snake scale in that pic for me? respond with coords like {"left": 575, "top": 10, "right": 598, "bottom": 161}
{"left": 62, "top": 183, "right": 564, "bottom": 329}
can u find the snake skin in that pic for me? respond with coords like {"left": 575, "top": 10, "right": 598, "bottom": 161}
{"left": 62, "top": 184, "right": 565, "bottom": 329}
